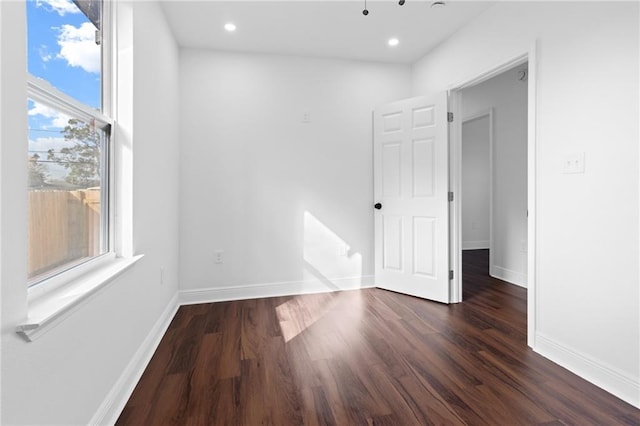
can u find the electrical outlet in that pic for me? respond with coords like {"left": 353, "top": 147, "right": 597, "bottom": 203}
{"left": 215, "top": 250, "right": 224, "bottom": 264}
{"left": 337, "top": 245, "right": 348, "bottom": 257}
{"left": 302, "top": 111, "right": 311, "bottom": 123}
{"left": 471, "top": 221, "right": 478, "bottom": 230}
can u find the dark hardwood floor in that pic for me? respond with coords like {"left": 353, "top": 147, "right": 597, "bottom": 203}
{"left": 117, "top": 250, "right": 640, "bottom": 425}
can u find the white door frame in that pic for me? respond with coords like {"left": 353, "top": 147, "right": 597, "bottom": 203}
{"left": 448, "top": 43, "right": 537, "bottom": 348}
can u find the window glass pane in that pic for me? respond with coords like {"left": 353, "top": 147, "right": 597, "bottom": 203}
{"left": 26, "top": 0, "right": 101, "bottom": 110}
{"left": 27, "top": 99, "right": 107, "bottom": 283}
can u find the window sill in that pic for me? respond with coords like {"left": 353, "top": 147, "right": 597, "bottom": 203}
{"left": 16, "top": 255, "right": 144, "bottom": 342}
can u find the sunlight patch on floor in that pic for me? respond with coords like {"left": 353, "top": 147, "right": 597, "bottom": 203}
{"left": 276, "top": 211, "right": 364, "bottom": 343}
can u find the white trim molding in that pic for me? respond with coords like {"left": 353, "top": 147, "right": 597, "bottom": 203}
{"left": 179, "top": 275, "right": 375, "bottom": 305}
{"left": 17, "top": 255, "right": 143, "bottom": 341}
{"left": 490, "top": 265, "right": 527, "bottom": 288}
{"left": 90, "top": 294, "right": 179, "bottom": 426}
{"left": 535, "top": 333, "right": 640, "bottom": 409}
{"left": 27, "top": 75, "right": 112, "bottom": 130}
{"left": 462, "top": 241, "right": 490, "bottom": 250}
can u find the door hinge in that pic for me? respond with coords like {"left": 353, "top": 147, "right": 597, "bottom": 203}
{"left": 449, "top": 270, "right": 454, "bottom": 280}
{"left": 447, "top": 112, "right": 454, "bottom": 122}
{"left": 448, "top": 191, "right": 454, "bottom": 202}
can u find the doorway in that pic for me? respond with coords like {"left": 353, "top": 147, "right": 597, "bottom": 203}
{"left": 459, "top": 63, "right": 528, "bottom": 287}
{"left": 461, "top": 109, "right": 493, "bottom": 269}
{"left": 449, "top": 52, "right": 536, "bottom": 346}
{"left": 460, "top": 110, "right": 493, "bottom": 294}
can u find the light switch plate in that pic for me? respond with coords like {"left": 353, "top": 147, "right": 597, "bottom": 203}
{"left": 562, "top": 152, "right": 585, "bottom": 174}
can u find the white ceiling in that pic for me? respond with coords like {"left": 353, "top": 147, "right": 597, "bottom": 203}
{"left": 160, "top": 1, "right": 495, "bottom": 64}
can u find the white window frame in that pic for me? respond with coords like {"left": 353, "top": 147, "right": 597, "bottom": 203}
{"left": 18, "top": 0, "right": 141, "bottom": 342}
{"left": 27, "top": 73, "right": 114, "bottom": 297}
{"left": 26, "top": 0, "right": 113, "bottom": 291}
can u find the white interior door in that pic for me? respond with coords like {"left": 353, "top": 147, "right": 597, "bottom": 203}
{"left": 373, "top": 94, "right": 450, "bottom": 303}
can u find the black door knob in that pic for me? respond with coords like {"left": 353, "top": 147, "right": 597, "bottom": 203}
{"left": 374, "top": 203, "right": 382, "bottom": 210}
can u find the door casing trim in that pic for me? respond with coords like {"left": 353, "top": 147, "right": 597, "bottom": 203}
{"left": 447, "top": 42, "right": 537, "bottom": 349}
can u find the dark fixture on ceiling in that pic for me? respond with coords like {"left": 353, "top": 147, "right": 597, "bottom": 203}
{"left": 363, "top": 1, "right": 444, "bottom": 16}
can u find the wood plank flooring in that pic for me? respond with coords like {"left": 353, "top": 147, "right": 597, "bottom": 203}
{"left": 117, "top": 250, "right": 640, "bottom": 425}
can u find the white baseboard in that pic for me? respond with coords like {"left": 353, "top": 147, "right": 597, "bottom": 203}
{"left": 490, "top": 265, "right": 527, "bottom": 288}
{"left": 535, "top": 333, "right": 640, "bottom": 409}
{"left": 89, "top": 294, "right": 179, "bottom": 426}
{"left": 462, "top": 240, "right": 490, "bottom": 250}
{"left": 179, "top": 275, "right": 375, "bottom": 305}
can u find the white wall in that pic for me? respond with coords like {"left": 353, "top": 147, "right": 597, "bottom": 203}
{"left": 0, "top": 2, "right": 3, "bottom": 418}
{"left": 2, "top": 1, "right": 637, "bottom": 422}
{"left": 461, "top": 115, "right": 491, "bottom": 250}
{"left": 0, "top": 2, "right": 181, "bottom": 425}
{"left": 461, "top": 66, "right": 528, "bottom": 286}
{"left": 179, "top": 51, "right": 410, "bottom": 298}
{"left": 413, "top": 2, "right": 639, "bottom": 406}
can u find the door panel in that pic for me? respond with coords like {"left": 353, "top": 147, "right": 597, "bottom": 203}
{"left": 374, "top": 94, "right": 449, "bottom": 303}
{"left": 412, "top": 138, "right": 435, "bottom": 197}
{"left": 413, "top": 216, "right": 435, "bottom": 277}
{"left": 382, "top": 142, "right": 402, "bottom": 197}
{"left": 382, "top": 215, "right": 404, "bottom": 271}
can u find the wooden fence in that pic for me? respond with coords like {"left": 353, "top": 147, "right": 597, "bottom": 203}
{"left": 28, "top": 189, "right": 101, "bottom": 279}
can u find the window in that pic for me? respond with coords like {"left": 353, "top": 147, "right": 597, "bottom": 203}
{"left": 26, "top": 0, "right": 112, "bottom": 287}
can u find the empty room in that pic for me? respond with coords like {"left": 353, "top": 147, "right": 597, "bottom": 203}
{"left": 1, "top": 0, "right": 639, "bottom": 424}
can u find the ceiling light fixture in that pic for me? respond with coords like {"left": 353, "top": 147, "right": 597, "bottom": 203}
{"left": 224, "top": 22, "right": 236, "bottom": 32}
{"left": 363, "top": 0, "right": 409, "bottom": 16}
{"left": 388, "top": 38, "right": 399, "bottom": 47}
{"left": 431, "top": 1, "right": 446, "bottom": 8}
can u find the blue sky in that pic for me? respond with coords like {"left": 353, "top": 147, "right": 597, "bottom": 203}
{"left": 27, "top": 0, "right": 101, "bottom": 182}
{"left": 27, "top": 0, "right": 101, "bottom": 108}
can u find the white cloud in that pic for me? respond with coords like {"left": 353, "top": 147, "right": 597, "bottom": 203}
{"left": 36, "top": 0, "right": 80, "bottom": 16}
{"left": 29, "top": 136, "right": 74, "bottom": 153}
{"left": 39, "top": 45, "right": 52, "bottom": 63}
{"left": 28, "top": 101, "right": 72, "bottom": 129}
{"left": 57, "top": 22, "right": 100, "bottom": 74}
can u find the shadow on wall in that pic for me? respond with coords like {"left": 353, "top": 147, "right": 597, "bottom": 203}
{"left": 303, "top": 210, "right": 363, "bottom": 284}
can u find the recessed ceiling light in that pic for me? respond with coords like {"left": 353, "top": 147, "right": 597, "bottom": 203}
{"left": 431, "top": 1, "right": 445, "bottom": 8}
{"left": 224, "top": 23, "right": 237, "bottom": 32}
{"left": 388, "top": 38, "right": 399, "bottom": 47}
